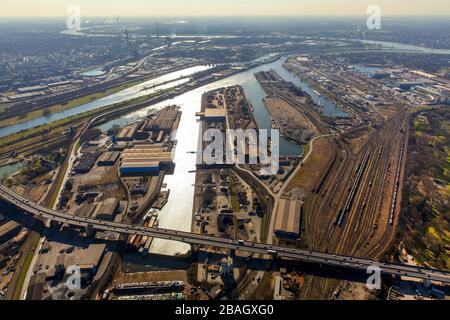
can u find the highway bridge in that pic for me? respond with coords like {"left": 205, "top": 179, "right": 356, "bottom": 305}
{"left": 1, "top": 185, "right": 449, "bottom": 285}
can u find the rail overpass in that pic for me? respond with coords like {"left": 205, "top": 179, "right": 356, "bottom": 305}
{"left": 1, "top": 185, "right": 449, "bottom": 284}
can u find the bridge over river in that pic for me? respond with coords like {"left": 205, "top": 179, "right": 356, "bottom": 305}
{"left": 1, "top": 185, "right": 449, "bottom": 284}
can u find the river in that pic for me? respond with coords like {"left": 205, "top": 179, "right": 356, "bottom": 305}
{"left": 359, "top": 39, "right": 450, "bottom": 55}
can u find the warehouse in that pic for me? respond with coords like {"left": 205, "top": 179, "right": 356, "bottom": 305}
{"left": 128, "top": 142, "right": 164, "bottom": 149}
{"left": 78, "top": 243, "right": 107, "bottom": 284}
{"left": 274, "top": 199, "right": 302, "bottom": 239}
{"left": 122, "top": 154, "right": 173, "bottom": 163}
{"left": 196, "top": 108, "right": 227, "bottom": 123}
{"left": 0, "top": 221, "right": 21, "bottom": 243}
{"left": 120, "top": 144, "right": 173, "bottom": 176}
{"left": 142, "top": 106, "right": 179, "bottom": 133}
{"left": 122, "top": 144, "right": 166, "bottom": 155}
{"left": 108, "top": 141, "right": 133, "bottom": 152}
{"left": 17, "top": 85, "right": 48, "bottom": 93}
{"left": 120, "top": 161, "right": 161, "bottom": 176}
{"left": 97, "top": 152, "right": 120, "bottom": 166}
{"left": 74, "top": 153, "right": 100, "bottom": 174}
{"left": 116, "top": 126, "right": 137, "bottom": 141}
{"left": 130, "top": 182, "right": 149, "bottom": 195}
{"left": 75, "top": 203, "right": 97, "bottom": 218}
{"left": 95, "top": 198, "right": 119, "bottom": 221}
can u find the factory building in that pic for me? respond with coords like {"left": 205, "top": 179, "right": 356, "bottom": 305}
{"left": 97, "top": 152, "right": 120, "bottom": 166}
{"left": 120, "top": 161, "right": 161, "bottom": 176}
{"left": 196, "top": 108, "right": 227, "bottom": 123}
{"left": 75, "top": 203, "right": 97, "bottom": 219}
{"left": 116, "top": 126, "right": 137, "bottom": 141}
{"left": 398, "top": 81, "right": 422, "bottom": 90}
{"left": 95, "top": 198, "right": 119, "bottom": 221}
{"left": 120, "top": 145, "right": 173, "bottom": 176}
{"left": 274, "top": 199, "right": 302, "bottom": 239}
{"left": 76, "top": 243, "right": 107, "bottom": 285}
{"left": 142, "top": 106, "right": 179, "bottom": 133}
{"left": 17, "top": 85, "right": 48, "bottom": 93}
{"left": 8, "top": 92, "right": 44, "bottom": 101}
{"left": 74, "top": 153, "right": 100, "bottom": 174}
{"left": 130, "top": 182, "right": 149, "bottom": 195}
{"left": 108, "top": 141, "right": 132, "bottom": 152}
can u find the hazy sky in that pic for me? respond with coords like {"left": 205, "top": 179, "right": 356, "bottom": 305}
{"left": 1, "top": 0, "right": 449, "bottom": 17}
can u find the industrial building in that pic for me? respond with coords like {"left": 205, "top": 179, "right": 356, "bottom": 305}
{"left": 95, "top": 198, "right": 119, "bottom": 221}
{"left": 75, "top": 203, "right": 97, "bottom": 218}
{"left": 78, "top": 243, "right": 106, "bottom": 275}
{"left": 8, "top": 92, "right": 45, "bottom": 101}
{"left": 142, "top": 106, "right": 179, "bottom": 133}
{"left": 130, "top": 182, "right": 149, "bottom": 195}
{"left": 196, "top": 108, "right": 227, "bottom": 123}
{"left": 120, "top": 145, "right": 173, "bottom": 176}
{"left": 398, "top": 81, "right": 422, "bottom": 90}
{"left": 116, "top": 126, "right": 137, "bottom": 141}
{"left": 0, "top": 221, "right": 21, "bottom": 243}
{"left": 108, "top": 141, "right": 133, "bottom": 152}
{"left": 97, "top": 152, "right": 120, "bottom": 166}
{"left": 120, "top": 161, "right": 161, "bottom": 176}
{"left": 274, "top": 199, "right": 302, "bottom": 239}
{"left": 51, "top": 243, "right": 107, "bottom": 286}
{"left": 74, "top": 153, "right": 100, "bottom": 174}
{"left": 121, "top": 143, "right": 166, "bottom": 154}
{"left": 17, "top": 85, "right": 48, "bottom": 93}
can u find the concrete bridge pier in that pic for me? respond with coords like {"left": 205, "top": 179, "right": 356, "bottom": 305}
{"left": 85, "top": 225, "right": 96, "bottom": 238}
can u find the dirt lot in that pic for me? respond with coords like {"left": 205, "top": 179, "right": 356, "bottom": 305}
{"left": 264, "top": 97, "right": 317, "bottom": 142}
{"left": 266, "top": 97, "right": 314, "bottom": 129}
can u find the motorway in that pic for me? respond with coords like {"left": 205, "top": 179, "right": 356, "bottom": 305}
{"left": 1, "top": 185, "right": 450, "bottom": 284}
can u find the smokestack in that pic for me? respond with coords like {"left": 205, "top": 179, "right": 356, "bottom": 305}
{"left": 156, "top": 21, "right": 160, "bottom": 39}
{"left": 125, "top": 29, "right": 129, "bottom": 47}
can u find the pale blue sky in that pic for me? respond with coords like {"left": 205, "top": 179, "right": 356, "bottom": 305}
{"left": 1, "top": 0, "right": 449, "bottom": 17}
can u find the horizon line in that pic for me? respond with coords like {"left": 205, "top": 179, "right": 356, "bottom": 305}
{"left": 1, "top": 14, "right": 450, "bottom": 19}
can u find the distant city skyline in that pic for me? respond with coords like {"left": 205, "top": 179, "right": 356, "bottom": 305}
{"left": 1, "top": 0, "right": 449, "bottom": 17}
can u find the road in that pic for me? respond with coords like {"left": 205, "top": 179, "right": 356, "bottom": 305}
{"left": 16, "top": 114, "right": 96, "bottom": 299}
{"left": 1, "top": 185, "right": 449, "bottom": 284}
{"left": 267, "top": 134, "right": 329, "bottom": 245}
